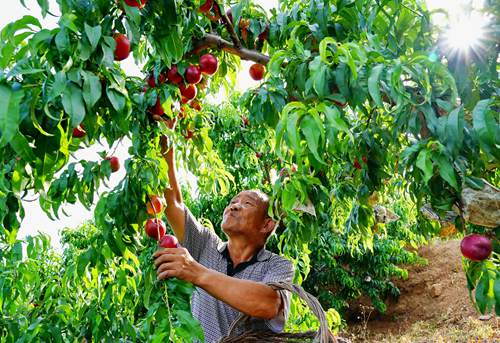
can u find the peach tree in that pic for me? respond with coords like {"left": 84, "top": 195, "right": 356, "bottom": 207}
{"left": 0, "top": 0, "right": 498, "bottom": 340}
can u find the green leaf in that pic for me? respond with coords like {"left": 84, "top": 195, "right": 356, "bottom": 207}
{"left": 78, "top": 38, "right": 92, "bottom": 61}
{"left": 472, "top": 99, "right": 498, "bottom": 159}
{"left": 30, "top": 89, "right": 53, "bottom": 137}
{"left": 282, "top": 184, "right": 297, "bottom": 211}
{"left": 101, "top": 36, "right": 116, "bottom": 67}
{"left": 275, "top": 115, "right": 287, "bottom": 158}
{"left": 55, "top": 28, "right": 69, "bottom": 53}
{"left": 173, "top": 309, "right": 204, "bottom": 341}
{"left": 62, "top": 84, "right": 86, "bottom": 128}
{"left": 309, "top": 56, "right": 329, "bottom": 97}
{"left": 9, "top": 131, "right": 36, "bottom": 161}
{"left": 106, "top": 87, "right": 126, "bottom": 112}
{"left": 9, "top": 15, "right": 41, "bottom": 30}
{"left": 337, "top": 45, "right": 357, "bottom": 80}
{"left": 77, "top": 249, "right": 92, "bottom": 277}
{"left": 155, "top": 27, "right": 183, "bottom": 65}
{"left": 50, "top": 71, "right": 67, "bottom": 100}
{"left": 445, "top": 107, "right": 464, "bottom": 156}
{"left": 416, "top": 149, "right": 433, "bottom": 183}
{"left": 0, "top": 44, "right": 15, "bottom": 69}
{"left": 319, "top": 37, "right": 337, "bottom": 65}
{"left": 0, "top": 16, "right": 40, "bottom": 67}
{"left": 268, "top": 51, "right": 287, "bottom": 76}
{"left": 57, "top": 120, "right": 69, "bottom": 159}
{"left": 475, "top": 274, "right": 490, "bottom": 314}
{"left": 123, "top": 248, "right": 140, "bottom": 268}
{"left": 81, "top": 71, "right": 102, "bottom": 109}
{"left": 300, "top": 115, "right": 324, "bottom": 163}
{"left": 0, "top": 84, "right": 23, "bottom": 147}
{"left": 282, "top": 101, "right": 305, "bottom": 155}
{"left": 286, "top": 110, "right": 301, "bottom": 155}
{"left": 323, "top": 104, "right": 351, "bottom": 136}
{"left": 59, "top": 13, "right": 78, "bottom": 33}
{"left": 433, "top": 154, "right": 458, "bottom": 191}
{"left": 28, "top": 29, "right": 52, "bottom": 52}
{"left": 494, "top": 276, "right": 500, "bottom": 316}
{"left": 368, "top": 64, "right": 384, "bottom": 108}
{"left": 464, "top": 176, "right": 485, "bottom": 190}
{"left": 84, "top": 23, "right": 101, "bottom": 51}
{"left": 335, "top": 63, "right": 350, "bottom": 97}
{"left": 36, "top": 0, "right": 50, "bottom": 17}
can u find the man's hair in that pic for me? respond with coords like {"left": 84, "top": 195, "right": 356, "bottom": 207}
{"left": 246, "top": 189, "right": 277, "bottom": 240}
{"left": 247, "top": 189, "right": 271, "bottom": 218}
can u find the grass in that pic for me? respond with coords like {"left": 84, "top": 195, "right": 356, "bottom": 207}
{"left": 347, "top": 315, "right": 499, "bottom": 342}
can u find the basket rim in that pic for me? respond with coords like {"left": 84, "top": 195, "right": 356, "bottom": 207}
{"left": 219, "top": 281, "right": 338, "bottom": 343}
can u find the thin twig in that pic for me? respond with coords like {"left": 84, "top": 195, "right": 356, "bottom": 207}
{"left": 365, "top": 108, "right": 374, "bottom": 128}
{"left": 401, "top": 3, "right": 422, "bottom": 17}
{"left": 110, "top": 137, "right": 124, "bottom": 157}
{"left": 22, "top": 196, "right": 40, "bottom": 202}
{"left": 212, "top": 0, "right": 241, "bottom": 48}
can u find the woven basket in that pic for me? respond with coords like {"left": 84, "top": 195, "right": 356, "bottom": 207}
{"left": 218, "top": 282, "right": 351, "bottom": 343}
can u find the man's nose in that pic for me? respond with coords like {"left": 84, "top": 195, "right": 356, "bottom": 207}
{"left": 230, "top": 203, "right": 241, "bottom": 211}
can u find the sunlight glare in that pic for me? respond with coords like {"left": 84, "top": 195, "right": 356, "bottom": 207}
{"left": 444, "top": 12, "right": 488, "bottom": 51}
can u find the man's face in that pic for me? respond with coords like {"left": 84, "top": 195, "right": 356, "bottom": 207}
{"left": 221, "top": 191, "right": 268, "bottom": 239}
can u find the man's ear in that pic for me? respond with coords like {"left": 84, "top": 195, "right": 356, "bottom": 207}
{"left": 261, "top": 217, "right": 276, "bottom": 236}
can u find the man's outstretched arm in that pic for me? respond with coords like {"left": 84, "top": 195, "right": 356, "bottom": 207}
{"left": 197, "top": 267, "right": 282, "bottom": 319}
{"left": 161, "top": 136, "right": 186, "bottom": 243}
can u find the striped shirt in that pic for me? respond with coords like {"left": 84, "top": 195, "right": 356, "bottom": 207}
{"left": 182, "top": 207, "right": 294, "bottom": 343}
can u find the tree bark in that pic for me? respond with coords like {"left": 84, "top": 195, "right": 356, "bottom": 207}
{"left": 189, "top": 34, "right": 270, "bottom": 65}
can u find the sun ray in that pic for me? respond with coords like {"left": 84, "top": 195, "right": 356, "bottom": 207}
{"left": 443, "top": 12, "right": 489, "bottom": 53}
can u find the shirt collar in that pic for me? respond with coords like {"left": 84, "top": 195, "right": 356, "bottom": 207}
{"left": 217, "top": 241, "right": 272, "bottom": 262}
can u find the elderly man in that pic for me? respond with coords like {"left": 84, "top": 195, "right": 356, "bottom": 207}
{"left": 153, "top": 141, "right": 294, "bottom": 343}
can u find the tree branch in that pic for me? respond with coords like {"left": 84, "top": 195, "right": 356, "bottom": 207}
{"left": 189, "top": 33, "right": 270, "bottom": 65}
{"left": 417, "top": 110, "right": 430, "bottom": 138}
{"left": 211, "top": 0, "right": 241, "bottom": 49}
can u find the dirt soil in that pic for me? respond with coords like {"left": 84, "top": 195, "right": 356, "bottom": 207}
{"left": 345, "top": 239, "right": 499, "bottom": 342}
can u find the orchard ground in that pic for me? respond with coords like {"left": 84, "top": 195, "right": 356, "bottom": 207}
{"left": 346, "top": 239, "right": 499, "bottom": 342}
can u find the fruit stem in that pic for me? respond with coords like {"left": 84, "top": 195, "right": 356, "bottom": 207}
{"left": 161, "top": 282, "right": 175, "bottom": 340}
{"left": 112, "top": 13, "right": 126, "bottom": 33}
{"left": 21, "top": 84, "right": 42, "bottom": 88}
{"left": 110, "top": 137, "right": 124, "bottom": 158}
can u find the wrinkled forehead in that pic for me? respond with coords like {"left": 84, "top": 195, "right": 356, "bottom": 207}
{"left": 238, "top": 189, "right": 269, "bottom": 202}
{"left": 236, "top": 190, "right": 268, "bottom": 203}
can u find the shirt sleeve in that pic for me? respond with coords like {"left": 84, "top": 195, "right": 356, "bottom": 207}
{"left": 261, "top": 256, "right": 295, "bottom": 332}
{"left": 181, "top": 205, "right": 222, "bottom": 262}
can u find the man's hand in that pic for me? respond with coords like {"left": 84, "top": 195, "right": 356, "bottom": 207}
{"left": 160, "top": 135, "right": 173, "bottom": 161}
{"left": 153, "top": 248, "right": 282, "bottom": 319}
{"left": 153, "top": 247, "right": 206, "bottom": 283}
{"left": 152, "top": 113, "right": 177, "bottom": 131}
{"left": 153, "top": 247, "right": 282, "bottom": 319}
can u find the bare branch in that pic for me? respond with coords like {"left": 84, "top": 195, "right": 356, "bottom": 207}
{"left": 189, "top": 33, "right": 270, "bottom": 65}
